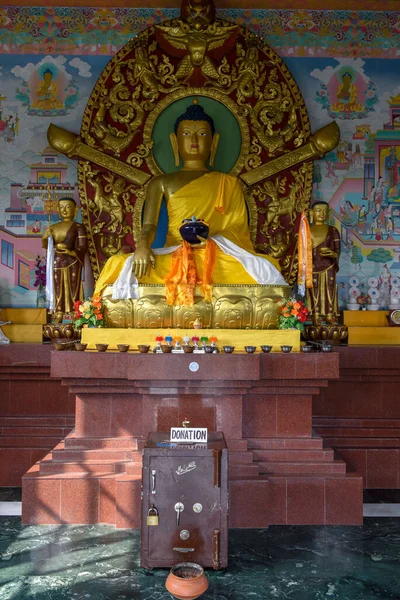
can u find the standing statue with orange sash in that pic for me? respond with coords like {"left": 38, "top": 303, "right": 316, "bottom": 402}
{"left": 94, "top": 102, "right": 287, "bottom": 305}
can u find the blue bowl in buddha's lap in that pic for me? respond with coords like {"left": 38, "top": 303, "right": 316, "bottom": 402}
{"left": 179, "top": 219, "right": 209, "bottom": 244}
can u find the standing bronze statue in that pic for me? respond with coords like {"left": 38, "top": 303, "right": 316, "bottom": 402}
{"left": 42, "top": 198, "right": 88, "bottom": 323}
{"left": 306, "top": 201, "right": 340, "bottom": 324}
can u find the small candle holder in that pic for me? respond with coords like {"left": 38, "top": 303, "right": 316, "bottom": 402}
{"left": 155, "top": 335, "right": 164, "bottom": 351}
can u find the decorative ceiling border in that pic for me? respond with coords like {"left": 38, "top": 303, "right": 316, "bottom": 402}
{"left": 0, "top": 7, "right": 398, "bottom": 57}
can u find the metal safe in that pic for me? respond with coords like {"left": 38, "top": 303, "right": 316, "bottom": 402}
{"left": 140, "top": 432, "right": 228, "bottom": 569}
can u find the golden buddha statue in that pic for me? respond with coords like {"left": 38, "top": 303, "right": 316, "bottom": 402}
{"left": 42, "top": 198, "right": 88, "bottom": 323}
{"left": 306, "top": 201, "right": 340, "bottom": 325}
{"left": 94, "top": 102, "right": 288, "bottom": 306}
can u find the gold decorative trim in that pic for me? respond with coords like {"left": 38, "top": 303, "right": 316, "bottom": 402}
{"left": 142, "top": 87, "right": 250, "bottom": 178}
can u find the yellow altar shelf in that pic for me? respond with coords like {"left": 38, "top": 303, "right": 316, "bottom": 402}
{"left": 2, "top": 308, "right": 47, "bottom": 343}
{"left": 81, "top": 328, "right": 301, "bottom": 352}
{"left": 348, "top": 327, "right": 400, "bottom": 345}
{"left": 343, "top": 310, "right": 389, "bottom": 328}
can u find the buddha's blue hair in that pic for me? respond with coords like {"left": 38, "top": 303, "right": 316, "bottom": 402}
{"left": 174, "top": 103, "right": 215, "bottom": 136}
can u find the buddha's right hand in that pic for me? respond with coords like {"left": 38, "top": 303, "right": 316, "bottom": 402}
{"left": 132, "top": 246, "right": 156, "bottom": 279}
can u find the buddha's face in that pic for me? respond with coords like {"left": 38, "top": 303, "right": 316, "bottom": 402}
{"left": 176, "top": 120, "right": 214, "bottom": 162}
{"left": 58, "top": 200, "right": 76, "bottom": 220}
{"left": 312, "top": 203, "right": 329, "bottom": 224}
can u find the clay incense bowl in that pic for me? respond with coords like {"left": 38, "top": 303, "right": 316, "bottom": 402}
{"left": 183, "top": 345, "right": 195, "bottom": 353}
{"left": 165, "top": 562, "right": 208, "bottom": 600}
{"left": 161, "top": 344, "right": 173, "bottom": 353}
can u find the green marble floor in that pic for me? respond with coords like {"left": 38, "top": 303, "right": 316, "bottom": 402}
{"left": 0, "top": 517, "right": 400, "bottom": 599}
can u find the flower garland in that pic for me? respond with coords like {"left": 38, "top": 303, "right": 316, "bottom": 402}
{"left": 278, "top": 298, "right": 309, "bottom": 331}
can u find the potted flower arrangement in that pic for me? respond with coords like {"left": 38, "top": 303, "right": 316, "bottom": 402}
{"left": 33, "top": 255, "right": 47, "bottom": 308}
{"left": 74, "top": 295, "right": 105, "bottom": 330}
{"left": 356, "top": 294, "right": 371, "bottom": 310}
{"left": 278, "top": 298, "right": 309, "bottom": 331}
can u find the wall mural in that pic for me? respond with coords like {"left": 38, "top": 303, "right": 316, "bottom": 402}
{"left": 0, "top": 6, "right": 399, "bottom": 308}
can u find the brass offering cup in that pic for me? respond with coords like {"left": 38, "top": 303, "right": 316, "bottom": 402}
{"left": 223, "top": 346, "right": 235, "bottom": 354}
{"left": 281, "top": 345, "right": 292, "bottom": 353}
{"left": 53, "top": 342, "right": 66, "bottom": 351}
{"left": 137, "top": 344, "right": 150, "bottom": 353}
{"left": 96, "top": 343, "right": 108, "bottom": 352}
{"left": 117, "top": 344, "right": 130, "bottom": 352}
{"left": 244, "top": 346, "right": 257, "bottom": 354}
{"left": 75, "top": 343, "right": 87, "bottom": 352}
{"left": 183, "top": 345, "right": 194, "bottom": 353}
{"left": 161, "top": 344, "right": 173, "bottom": 353}
{"left": 261, "top": 345, "right": 272, "bottom": 353}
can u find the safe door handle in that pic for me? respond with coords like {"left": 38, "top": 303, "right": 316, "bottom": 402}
{"left": 151, "top": 469, "right": 156, "bottom": 494}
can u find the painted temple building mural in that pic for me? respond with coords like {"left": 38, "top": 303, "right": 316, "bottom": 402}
{"left": 0, "top": 7, "right": 399, "bottom": 308}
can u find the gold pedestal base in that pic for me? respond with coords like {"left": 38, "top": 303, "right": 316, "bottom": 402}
{"left": 103, "top": 283, "right": 291, "bottom": 330}
{"left": 302, "top": 324, "right": 348, "bottom": 345}
{"left": 42, "top": 323, "right": 81, "bottom": 341}
{"left": 81, "top": 327, "right": 300, "bottom": 352}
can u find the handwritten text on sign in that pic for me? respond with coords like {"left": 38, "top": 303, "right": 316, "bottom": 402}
{"left": 170, "top": 427, "right": 208, "bottom": 443}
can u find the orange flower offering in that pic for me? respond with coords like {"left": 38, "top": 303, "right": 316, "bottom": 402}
{"left": 278, "top": 297, "right": 309, "bottom": 331}
{"left": 74, "top": 296, "right": 106, "bottom": 330}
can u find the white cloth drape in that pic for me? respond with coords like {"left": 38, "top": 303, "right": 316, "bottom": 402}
{"left": 111, "top": 236, "right": 287, "bottom": 300}
{"left": 45, "top": 236, "right": 55, "bottom": 310}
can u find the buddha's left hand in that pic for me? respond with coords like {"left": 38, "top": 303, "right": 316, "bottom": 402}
{"left": 319, "top": 247, "right": 337, "bottom": 258}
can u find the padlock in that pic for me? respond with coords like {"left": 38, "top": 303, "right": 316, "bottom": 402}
{"left": 147, "top": 504, "right": 159, "bottom": 526}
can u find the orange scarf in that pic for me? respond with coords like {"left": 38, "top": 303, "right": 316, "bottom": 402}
{"left": 165, "top": 239, "right": 216, "bottom": 306}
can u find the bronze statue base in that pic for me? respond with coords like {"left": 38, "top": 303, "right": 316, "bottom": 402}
{"left": 43, "top": 323, "right": 81, "bottom": 341}
{"left": 302, "top": 323, "right": 348, "bottom": 345}
{"left": 103, "top": 283, "right": 291, "bottom": 329}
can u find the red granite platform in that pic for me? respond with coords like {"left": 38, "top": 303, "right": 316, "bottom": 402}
{"left": 0, "top": 344, "right": 74, "bottom": 486}
{"left": 314, "top": 346, "right": 400, "bottom": 489}
{"left": 22, "top": 350, "right": 363, "bottom": 527}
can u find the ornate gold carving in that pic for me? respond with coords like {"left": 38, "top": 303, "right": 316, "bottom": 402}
{"left": 180, "top": 0, "right": 216, "bottom": 30}
{"left": 302, "top": 324, "right": 348, "bottom": 344}
{"left": 43, "top": 323, "right": 80, "bottom": 341}
{"left": 102, "top": 283, "right": 291, "bottom": 329}
{"left": 48, "top": 124, "right": 149, "bottom": 186}
{"left": 85, "top": 166, "right": 134, "bottom": 235}
{"left": 241, "top": 122, "right": 340, "bottom": 186}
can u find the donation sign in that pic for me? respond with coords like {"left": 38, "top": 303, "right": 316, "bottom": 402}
{"left": 170, "top": 427, "right": 208, "bottom": 443}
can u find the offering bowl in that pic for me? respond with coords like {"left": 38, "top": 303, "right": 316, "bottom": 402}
{"left": 321, "top": 344, "right": 332, "bottom": 352}
{"left": 301, "top": 345, "right": 313, "bottom": 353}
{"left": 75, "top": 343, "right": 87, "bottom": 352}
{"left": 261, "top": 345, "right": 272, "bottom": 353}
{"left": 183, "top": 345, "right": 194, "bottom": 353}
{"left": 281, "top": 345, "right": 292, "bottom": 353}
{"left": 223, "top": 345, "right": 235, "bottom": 354}
{"left": 137, "top": 344, "right": 150, "bottom": 353}
{"left": 53, "top": 342, "right": 66, "bottom": 351}
{"left": 96, "top": 343, "right": 108, "bottom": 353}
{"left": 204, "top": 345, "right": 214, "bottom": 353}
{"left": 244, "top": 345, "right": 257, "bottom": 354}
{"left": 161, "top": 344, "right": 173, "bottom": 353}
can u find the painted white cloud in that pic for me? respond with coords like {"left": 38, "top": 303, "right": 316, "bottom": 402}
{"left": 11, "top": 55, "right": 72, "bottom": 83}
{"left": 69, "top": 58, "right": 92, "bottom": 78}
{"left": 310, "top": 58, "right": 369, "bottom": 85}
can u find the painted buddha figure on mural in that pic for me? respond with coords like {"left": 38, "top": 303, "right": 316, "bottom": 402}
{"left": 94, "top": 101, "right": 287, "bottom": 305}
{"left": 32, "top": 68, "right": 64, "bottom": 111}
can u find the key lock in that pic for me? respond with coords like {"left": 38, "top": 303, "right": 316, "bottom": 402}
{"left": 147, "top": 504, "right": 159, "bottom": 526}
{"left": 174, "top": 502, "right": 184, "bottom": 526}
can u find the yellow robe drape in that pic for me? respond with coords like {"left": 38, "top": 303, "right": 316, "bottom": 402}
{"left": 94, "top": 171, "right": 280, "bottom": 296}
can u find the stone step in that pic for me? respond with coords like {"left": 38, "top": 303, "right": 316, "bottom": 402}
{"left": 323, "top": 438, "right": 400, "bottom": 448}
{"left": 313, "top": 418, "right": 400, "bottom": 428}
{"left": 52, "top": 448, "right": 142, "bottom": 462}
{"left": 228, "top": 463, "right": 260, "bottom": 477}
{"left": 0, "top": 426, "right": 71, "bottom": 437}
{"left": 315, "top": 427, "right": 400, "bottom": 438}
{"left": 64, "top": 434, "right": 139, "bottom": 450}
{"left": 246, "top": 437, "right": 323, "bottom": 450}
{"left": 40, "top": 458, "right": 130, "bottom": 475}
{"left": 257, "top": 460, "right": 347, "bottom": 475}
{"left": 124, "top": 463, "right": 142, "bottom": 475}
{"left": 0, "top": 417, "right": 74, "bottom": 427}
{"left": 0, "top": 436, "right": 62, "bottom": 448}
{"left": 252, "top": 449, "right": 334, "bottom": 462}
{"left": 226, "top": 440, "right": 248, "bottom": 451}
{"left": 228, "top": 451, "right": 254, "bottom": 464}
